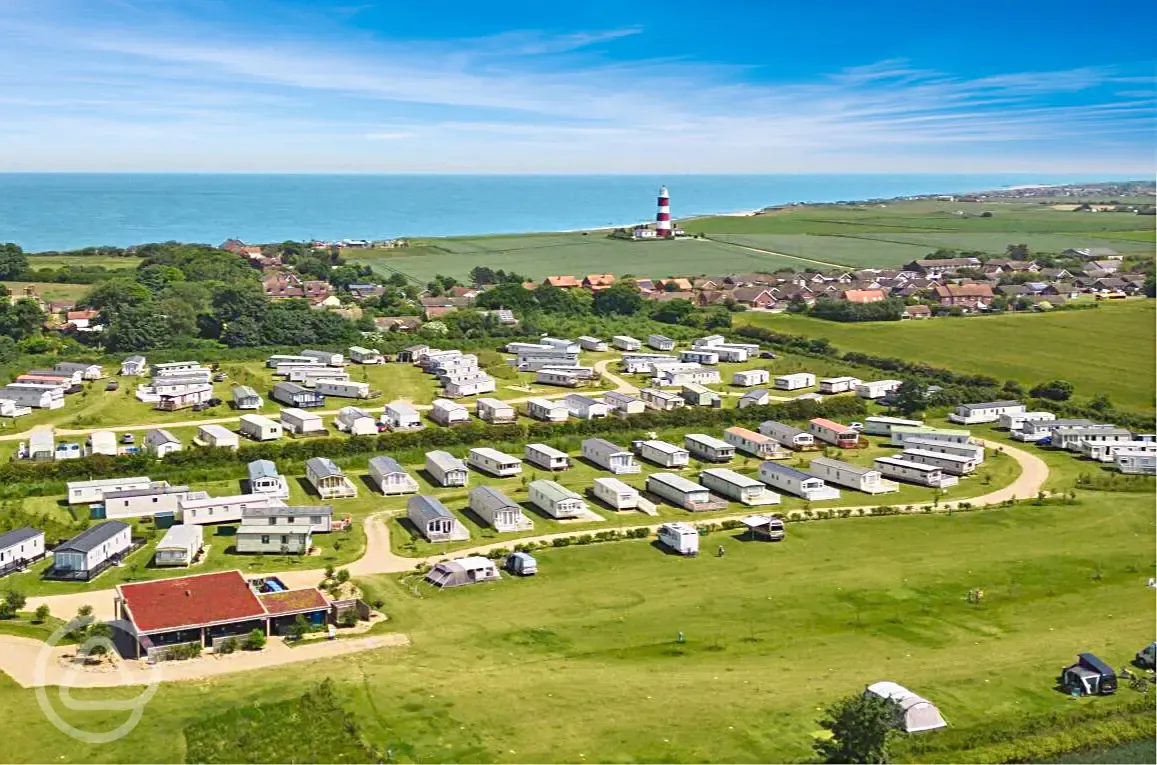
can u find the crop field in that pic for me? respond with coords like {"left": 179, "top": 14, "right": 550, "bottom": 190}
{"left": 351, "top": 234, "right": 807, "bottom": 282}
{"left": 0, "top": 493, "right": 1151, "bottom": 763}
{"left": 738, "top": 300, "right": 1157, "bottom": 413}
{"left": 23, "top": 254, "right": 141, "bottom": 270}
{"left": 0, "top": 281, "right": 92, "bottom": 301}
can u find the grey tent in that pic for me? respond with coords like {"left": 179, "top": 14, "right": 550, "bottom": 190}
{"left": 866, "top": 682, "right": 947, "bottom": 733}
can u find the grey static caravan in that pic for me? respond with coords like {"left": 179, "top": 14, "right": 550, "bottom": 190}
{"left": 265, "top": 354, "right": 322, "bottom": 370}
{"left": 280, "top": 407, "right": 325, "bottom": 436}
{"left": 231, "top": 385, "right": 263, "bottom": 410}
{"left": 476, "top": 397, "right": 516, "bottom": 423}
{"left": 819, "top": 376, "right": 861, "bottom": 394}
{"left": 335, "top": 406, "right": 379, "bottom": 436}
{"left": 288, "top": 367, "right": 350, "bottom": 387}
{"left": 195, "top": 424, "right": 240, "bottom": 450}
{"left": 612, "top": 335, "right": 642, "bottom": 351}
{"left": 407, "top": 495, "right": 469, "bottom": 542}
{"left": 430, "top": 398, "right": 470, "bottom": 426}
{"left": 693, "top": 334, "right": 726, "bottom": 348}
{"left": 444, "top": 374, "right": 497, "bottom": 397}
{"left": 903, "top": 437, "right": 986, "bottom": 463}
{"left": 48, "top": 522, "right": 133, "bottom": 580}
{"left": 382, "top": 401, "right": 423, "bottom": 430}
{"left": 738, "top": 389, "right": 771, "bottom": 408}
{"left": 238, "top": 414, "right": 283, "bottom": 441}
{"left": 699, "top": 468, "right": 780, "bottom": 506}
{"left": 154, "top": 525, "right": 204, "bottom": 567}
{"left": 119, "top": 355, "right": 147, "bottom": 376}
{"left": 537, "top": 368, "right": 583, "bottom": 387}
{"left": 640, "top": 387, "right": 684, "bottom": 411}
{"left": 247, "top": 459, "right": 289, "bottom": 498}
{"left": 348, "top": 346, "right": 384, "bottom": 364}
{"left": 144, "top": 428, "right": 182, "bottom": 457}
{"left": 709, "top": 344, "right": 752, "bottom": 363}
{"left": 899, "top": 448, "right": 978, "bottom": 476}
{"left": 774, "top": 372, "right": 816, "bottom": 391}
{"left": 681, "top": 383, "right": 721, "bottom": 407}
{"left": 758, "top": 462, "right": 841, "bottom": 501}
{"left": 524, "top": 443, "right": 570, "bottom": 471}
{"left": 808, "top": 457, "right": 897, "bottom": 494}
{"left": 178, "top": 492, "right": 280, "bottom": 525}
{"left": 591, "top": 476, "right": 639, "bottom": 510}
{"left": 367, "top": 456, "right": 420, "bottom": 495}
{"left": 564, "top": 393, "right": 609, "bottom": 420}
{"left": 733, "top": 369, "right": 770, "bottom": 387}
{"left": 305, "top": 457, "right": 358, "bottom": 499}
{"left": 656, "top": 367, "right": 722, "bottom": 387}
{"left": 1115, "top": 449, "right": 1157, "bottom": 475}
{"left": 468, "top": 447, "right": 522, "bottom": 477}
{"left": 646, "top": 472, "right": 725, "bottom": 511}
{"left": 1, "top": 384, "right": 65, "bottom": 409}
{"left": 528, "top": 480, "right": 587, "bottom": 519}
{"left": 301, "top": 349, "right": 345, "bottom": 366}
{"left": 578, "top": 336, "right": 608, "bottom": 352}
{"left": 526, "top": 397, "right": 569, "bottom": 422}
{"left": 470, "top": 486, "right": 533, "bottom": 531}
{"left": 621, "top": 354, "right": 677, "bottom": 374}
{"left": 315, "top": 379, "right": 373, "bottom": 399}
{"left": 724, "top": 426, "right": 785, "bottom": 459}
{"left": 604, "top": 391, "right": 646, "bottom": 416}
{"left": 862, "top": 416, "right": 924, "bottom": 437}
{"left": 270, "top": 382, "right": 325, "bottom": 409}
{"left": 889, "top": 426, "right": 972, "bottom": 447}
{"left": 684, "top": 433, "right": 735, "bottom": 463}
{"left": 67, "top": 476, "right": 155, "bottom": 506}
{"left": 999, "top": 410, "right": 1055, "bottom": 431}
{"left": 759, "top": 421, "right": 816, "bottom": 450}
{"left": 948, "top": 400, "right": 1025, "bottom": 425}
{"left": 151, "top": 360, "right": 202, "bottom": 376}
{"left": 54, "top": 361, "right": 104, "bottom": 380}
{"left": 1051, "top": 427, "right": 1134, "bottom": 453}
{"left": 855, "top": 379, "right": 902, "bottom": 399}
{"left": 104, "top": 485, "right": 194, "bottom": 520}
{"left": 637, "top": 439, "right": 690, "bottom": 468}
{"left": 540, "top": 337, "right": 580, "bottom": 354}
{"left": 874, "top": 456, "right": 958, "bottom": 488}
{"left": 425, "top": 451, "right": 469, "bottom": 486}
{"left": 0, "top": 527, "right": 46, "bottom": 570}
{"left": 647, "top": 334, "right": 676, "bottom": 351}
{"left": 680, "top": 349, "right": 719, "bottom": 365}
{"left": 242, "top": 503, "right": 332, "bottom": 533}
{"left": 582, "top": 438, "right": 640, "bottom": 474}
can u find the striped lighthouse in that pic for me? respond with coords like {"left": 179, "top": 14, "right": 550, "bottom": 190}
{"left": 656, "top": 185, "right": 672, "bottom": 237}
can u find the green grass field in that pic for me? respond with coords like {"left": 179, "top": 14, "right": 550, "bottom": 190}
{"left": 738, "top": 300, "right": 1157, "bottom": 413}
{"left": 0, "top": 492, "right": 1151, "bottom": 763}
{"left": 23, "top": 254, "right": 141, "bottom": 270}
{"left": 0, "top": 281, "right": 93, "bottom": 301}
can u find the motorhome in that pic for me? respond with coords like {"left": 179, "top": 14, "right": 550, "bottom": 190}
{"left": 657, "top": 522, "right": 699, "bottom": 556}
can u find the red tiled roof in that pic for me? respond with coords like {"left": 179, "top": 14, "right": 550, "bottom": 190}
{"left": 843, "top": 289, "right": 887, "bottom": 303}
{"left": 118, "top": 570, "right": 266, "bottom": 634}
{"left": 66, "top": 310, "right": 99, "bottom": 321}
{"left": 258, "top": 588, "right": 330, "bottom": 616}
{"left": 811, "top": 417, "right": 854, "bottom": 432}
{"left": 546, "top": 275, "right": 580, "bottom": 288}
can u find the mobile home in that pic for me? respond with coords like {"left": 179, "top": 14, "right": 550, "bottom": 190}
{"left": 699, "top": 468, "right": 780, "bottom": 506}
{"left": 999, "top": 410, "right": 1056, "bottom": 431}
{"left": 656, "top": 367, "right": 721, "bottom": 387}
{"left": 103, "top": 485, "right": 193, "bottom": 520}
{"left": 238, "top": 413, "right": 282, "bottom": 441}
{"left": 647, "top": 334, "right": 676, "bottom": 351}
{"left": 382, "top": 400, "right": 422, "bottom": 430}
{"left": 334, "top": 406, "right": 379, "bottom": 436}
{"left": 874, "top": 456, "right": 958, "bottom": 488}
{"left": 948, "top": 400, "right": 1025, "bottom": 425}
{"left": 657, "top": 522, "right": 699, "bottom": 556}
{"left": 640, "top": 387, "right": 684, "bottom": 411}
{"left": 578, "top": 336, "right": 608, "bottom": 352}
{"left": 0, "top": 527, "right": 46, "bottom": 570}
{"left": 591, "top": 477, "right": 639, "bottom": 510}
{"left": 680, "top": 349, "right": 719, "bottom": 365}
{"left": 647, "top": 473, "right": 721, "bottom": 511}
{"left": 808, "top": 418, "right": 861, "bottom": 448}
{"left": 368, "top": 456, "right": 419, "bottom": 495}
{"left": 120, "top": 355, "right": 147, "bottom": 376}
{"left": 774, "top": 372, "right": 816, "bottom": 391}
{"left": 528, "top": 480, "right": 587, "bottom": 519}
{"left": 724, "top": 426, "right": 785, "bottom": 459}
{"left": 526, "top": 397, "right": 569, "bottom": 422}
{"left": 144, "top": 428, "right": 182, "bottom": 457}
{"left": 156, "top": 385, "right": 213, "bottom": 411}
{"left": 681, "top": 383, "right": 721, "bottom": 407}
{"left": 153, "top": 525, "right": 204, "bottom": 567}
{"left": 902, "top": 438, "right": 986, "bottom": 463}
{"left": 808, "top": 457, "right": 896, "bottom": 494}
{"left": 443, "top": 373, "right": 497, "bottom": 397}
{"left": 890, "top": 426, "right": 972, "bottom": 447}
{"left": 564, "top": 394, "right": 609, "bottom": 420}
{"left": 738, "top": 389, "right": 771, "bottom": 409}
{"left": 684, "top": 433, "right": 735, "bottom": 463}
{"left": 231, "top": 385, "right": 263, "bottom": 410}
{"left": 178, "top": 493, "right": 282, "bottom": 525}
{"left": 270, "top": 382, "right": 325, "bottom": 409}
{"left": 467, "top": 447, "right": 522, "bottom": 477}
{"left": 758, "top": 462, "right": 841, "bottom": 501}
{"left": 733, "top": 369, "right": 770, "bottom": 387}
{"left": 247, "top": 459, "right": 289, "bottom": 498}
{"left": 301, "top": 349, "right": 344, "bottom": 366}
{"left": 604, "top": 391, "right": 646, "bottom": 416}
{"left": 67, "top": 476, "right": 154, "bottom": 506}
{"left": 476, "top": 397, "right": 516, "bottom": 423}
{"left": 280, "top": 407, "right": 325, "bottom": 436}
{"left": 536, "top": 368, "right": 583, "bottom": 388}
{"left": 612, "top": 335, "right": 642, "bottom": 351}
{"left": 524, "top": 443, "right": 570, "bottom": 471}
{"left": 425, "top": 451, "right": 469, "bottom": 487}
{"left": 819, "top": 376, "right": 861, "bottom": 394}
{"left": 266, "top": 354, "right": 321, "bottom": 370}
{"left": 406, "top": 496, "right": 469, "bottom": 542}
{"left": 348, "top": 346, "right": 384, "bottom": 364}
{"left": 759, "top": 420, "right": 815, "bottom": 450}
{"left": 899, "top": 448, "right": 979, "bottom": 476}
{"left": 430, "top": 398, "right": 470, "bottom": 426}
{"left": 470, "top": 486, "right": 533, "bottom": 531}
{"left": 582, "top": 438, "right": 640, "bottom": 474}
{"left": 1115, "top": 449, "right": 1157, "bottom": 475}
{"left": 862, "top": 416, "right": 924, "bottom": 437}
{"left": 55, "top": 361, "right": 104, "bottom": 380}
{"left": 305, "top": 457, "right": 358, "bottom": 499}
{"left": 48, "top": 521, "right": 133, "bottom": 580}
{"left": 315, "top": 379, "right": 372, "bottom": 399}
{"left": 637, "top": 439, "right": 690, "bottom": 468}
{"left": 1051, "top": 427, "right": 1134, "bottom": 453}
{"left": 856, "top": 380, "right": 902, "bottom": 399}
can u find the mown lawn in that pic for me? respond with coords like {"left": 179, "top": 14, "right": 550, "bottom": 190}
{"left": 737, "top": 300, "right": 1157, "bottom": 413}
{"left": 0, "top": 493, "right": 1151, "bottom": 763}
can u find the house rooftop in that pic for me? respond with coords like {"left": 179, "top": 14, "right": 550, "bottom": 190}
{"left": 368, "top": 455, "right": 406, "bottom": 474}
{"left": 117, "top": 570, "right": 265, "bottom": 634}
{"left": 0, "top": 527, "right": 43, "bottom": 549}
{"left": 258, "top": 588, "right": 329, "bottom": 616}
{"left": 958, "top": 401, "right": 1021, "bottom": 412}
{"left": 810, "top": 456, "right": 876, "bottom": 476}
{"left": 247, "top": 459, "right": 280, "bottom": 481}
{"left": 305, "top": 457, "right": 344, "bottom": 478}
{"left": 55, "top": 521, "right": 130, "bottom": 554}
{"left": 426, "top": 450, "right": 466, "bottom": 471}
{"left": 409, "top": 495, "right": 455, "bottom": 523}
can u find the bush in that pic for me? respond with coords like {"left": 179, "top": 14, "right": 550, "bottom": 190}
{"left": 217, "top": 637, "right": 238, "bottom": 655}
{"left": 33, "top": 604, "right": 50, "bottom": 623}
{"left": 338, "top": 611, "right": 358, "bottom": 628}
{"left": 243, "top": 628, "right": 267, "bottom": 651}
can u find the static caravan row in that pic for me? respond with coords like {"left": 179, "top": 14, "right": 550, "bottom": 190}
{"left": 476, "top": 397, "right": 516, "bottom": 423}
{"left": 368, "top": 456, "right": 419, "bottom": 495}
{"left": 524, "top": 443, "right": 570, "bottom": 471}
{"left": 239, "top": 414, "right": 282, "bottom": 441}
{"left": 733, "top": 369, "right": 769, "bottom": 387}
{"left": 874, "top": 456, "right": 958, "bottom": 488}
{"left": 468, "top": 447, "right": 522, "bottom": 477}
{"left": 430, "top": 398, "right": 470, "bottom": 426}
{"left": 528, "top": 480, "right": 586, "bottom": 519}
{"left": 758, "top": 462, "right": 840, "bottom": 501}
{"left": 808, "top": 457, "right": 896, "bottom": 494}
{"left": 470, "top": 486, "right": 533, "bottom": 530}
{"left": 699, "top": 468, "right": 780, "bottom": 506}
{"left": 724, "top": 427, "right": 784, "bottom": 459}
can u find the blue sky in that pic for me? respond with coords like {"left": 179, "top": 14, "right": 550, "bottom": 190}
{"left": 0, "top": 0, "right": 1154, "bottom": 173}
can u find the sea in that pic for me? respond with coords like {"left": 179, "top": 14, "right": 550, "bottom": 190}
{"left": 0, "top": 173, "right": 1124, "bottom": 252}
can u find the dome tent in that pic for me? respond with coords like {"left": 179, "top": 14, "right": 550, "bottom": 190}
{"left": 865, "top": 681, "right": 948, "bottom": 733}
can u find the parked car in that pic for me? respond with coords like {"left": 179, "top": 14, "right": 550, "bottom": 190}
{"left": 65, "top": 384, "right": 83, "bottom": 394}
{"left": 212, "top": 373, "right": 227, "bottom": 382}
{"left": 759, "top": 351, "right": 776, "bottom": 359}
{"left": 206, "top": 397, "right": 223, "bottom": 407}
{"left": 120, "top": 433, "right": 135, "bottom": 444}
{"left": 1059, "top": 653, "right": 1117, "bottom": 696}
{"left": 849, "top": 422, "right": 864, "bottom": 431}
{"left": 1137, "top": 642, "right": 1156, "bottom": 671}
{"left": 105, "top": 380, "right": 119, "bottom": 391}
{"left": 191, "top": 402, "right": 209, "bottom": 412}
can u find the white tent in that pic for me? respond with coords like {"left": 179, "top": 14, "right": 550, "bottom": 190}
{"left": 865, "top": 681, "right": 947, "bottom": 733}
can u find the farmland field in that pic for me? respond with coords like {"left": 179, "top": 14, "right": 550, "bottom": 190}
{"left": 738, "top": 299, "right": 1157, "bottom": 412}
{"left": 0, "top": 281, "right": 92, "bottom": 301}
{"left": 23, "top": 254, "right": 141, "bottom": 270}
{"left": 1, "top": 493, "right": 1152, "bottom": 763}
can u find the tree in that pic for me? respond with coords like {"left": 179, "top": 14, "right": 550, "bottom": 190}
{"left": 890, "top": 379, "right": 926, "bottom": 416}
{"left": 136, "top": 263, "right": 186, "bottom": 294}
{"left": 469, "top": 266, "right": 496, "bottom": 286}
{"left": 244, "top": 628, "right": 267, "bottom": 650}
{"left": 103, "top": 302, "right": 169, "bottom": 351}
{"left": 85, "top": 277, "right": 152, "bottom": 312}
{"left": 84, "top": 622, "right": 113, "bottom": 657}
{"left": 652, "top": 298, "right": 696, "bottom": 325}
{"left": 0, "top": 243, "right": 28, "bottom": 279}
{"left": 814, "top": 691, "right": 899, "bottom": 764}
{"left": 592, "top": 282, "right": 643, "bottom": 316}
{"left": 1089, "top": 392, "right": 1112, "bottom": 412}
{"left": 212, "top": 282, "right": 268, "bottom": 324}
{"left": 33, "top": 604, "right": 50, "bottom": 623}
{"left": 1006, "top": 243, "right": 1031, "bottom": 260}
{"left": 1144, "top": 273, "right": 1156, "bottom": 299}
{"left": 0, "top": 590, "right": 27, "bottom": 619}
{"left": 0, "top": 298, "right": 45, "bottom": 341}
{"left": 1030, "top": 379, "right": 1074, "bottom": 401}
{"left": 219, "top": 315, "right": 262, "bottom": 347}
{"left": 286, "top": 614, "right": 311, "bottom": 641}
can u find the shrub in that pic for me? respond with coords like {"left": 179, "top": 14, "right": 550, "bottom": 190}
{"left": 33, "top": 604, "right": 50, "bottom": 623}
{"left": 243, "top": 628, "right": 267, "bottom": 651}
{"left": 217, "top": 637, "right": 238, "bottom": 655}
{"left": 338, "top": 611, "right": 358, "bottom": 628}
